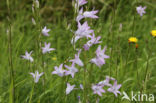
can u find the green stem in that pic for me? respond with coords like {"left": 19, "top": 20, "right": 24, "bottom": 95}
{"left": 29, "top": 83, "right": 35, "bottom": 103}
{"left": 83, "top": 53, "right": 87, "bottom": 103}
{"left": 7, "top": 0, "right": 15, "bottom": 103}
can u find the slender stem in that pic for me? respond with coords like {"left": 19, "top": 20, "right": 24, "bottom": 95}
{"left": 29, "top": 83, "right": 35, "bottom": 103}
{"left": 7, "top": 0, "right": 15, "bottom": 102}
{"left": 83, "top": 52, "right": 87, "bottom": 103}
{"left": 34, "top": 0, "right": 46, "bottom": 94}
{"left": 135, "top": 48, "right": 140, "bottom": 88}
{"left": 143, "top": 40, "right": 151, "bottom": 92}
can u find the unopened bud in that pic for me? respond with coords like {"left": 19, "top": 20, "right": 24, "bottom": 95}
{"left": 34, "top": 0, "right": 39, "bottom": 8}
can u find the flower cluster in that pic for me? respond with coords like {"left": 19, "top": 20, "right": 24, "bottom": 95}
{"left": 92, "top": 76, "right": 122, "bottom": 97}
{"left": 51, "top": 0, "right": 121, "bottom": 98}
{"left": 21, "top": 1, "right": 55, "bottom": 83}
{"left": 21, "top": 0, "right": 122, "bottom": 101}
{"left": 52, "top": 49, "right": 82, "bottom": 78}
{"left": 90, "top": 45, "right": 109, "bottom": 68}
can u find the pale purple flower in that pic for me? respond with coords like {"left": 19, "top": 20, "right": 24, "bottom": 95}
{"left": 72, "top": 21, "right": 94, "bottom": 44}
{"left": 80, "top": 84, "right": 84, "bottom": 89}
{"left": 96, "top": 45, "right": 109, "bottom": 59}
{"left": 42, "top": 26, "right": 50, "bottom": 36}
{"left": 69, "top": 49, "right": 84, "bottom": 66}
{"left": 83, "top": 44, "right": 90, "bottom": 51}
{"left": 76, "top": 8, "right": 84, "bottom": 22}
{"left": 42, "top": 42, "right": 55, "bottom": 54}
{"left": 30, "top": 70, "right": 44, "bottom": 83}
{"left": 107, "top": 81, "right": 122, "bottom": 97}
{"left": 83, "top": 10, "right": 98, "bottom": 18}
{"left": 32, "top": 18, "right": 36, "bottom": 25}
{"left": 98, "top": 76, "right": 115, "bottom": 86}
{"left": 77, "top": 0, "right": 87, "bottom": 6}
{"left": 83, "top": 33, "right": 101, "bottom": 51}
{"left": 65, "top": 63, "right": 78, "bottom": 78}
{"left": 106, "top": 76, "right": 115, "bottom": 81}
{"left": 136, "top": 6, "right": 146, "bottom": 16}
{"left": 75, "top": 0, "right": 88, "bottom": 9}
{"left": 90, "top": 45, "right": 109, "bottom": 68}
{"left": 66, "top": 83, "right": 75, "bottom": 95}
{"left": 76, "top": 8, "right": 98, "bottom": 22}
{"left": 92, "top": 84, "right": 105, "bottom": 96}
{"left": 22, "top": 51, "right": 34, "bottom": 62}
{"left": 52, "top": 64, "right": 65, "bottom": 77}
{"left": 90, "top": 57, "right": 105, "bottom": 68}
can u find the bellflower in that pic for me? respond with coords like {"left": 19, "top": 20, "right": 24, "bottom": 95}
{"left": 32, "top": 18, "right": 36, "bottom": 25}
{"left": 65, "top": 63, "right": 78, "bottom": 78}
{"left": 83, "top": 10, "right": 98, "bottom": 18}
{"left": 90, "top": 57, "right": 105, "bottom": 68}
{"left": 136, "top": 6, "right": 146, "bottom": 16}
{"left": 22, "top": 51, "right": 34, "bottom": 62}
{"left": 52, "top": 64, "right": 65, "bottom": 77}
{"left": 42, "top": 42, "right": 55, "bottom": 54}
{"left": 83, "top": 33, "right": 101, "bottom": 51}
{"left": 77, "top": 0, "right": 87, "bottom": 6}
{"left": 71, "top": 21, "right": 94, "bottom": 44}
{"left": 75, "top": 0, "right": 88, "bottom": 9}
{"left": 76, "top": 8, "right": 84, "bottom": 22}
{"left": 92, "top": 84, "right": 105, "bottom": 96}
{"left": 107, "top": 81, "right": 122, "bottom": 97}
{"left": 30, "top": 70, "right": 44, "bottom": 83}
{"left": 96, "top": 45, "right": 109, "bottom": 59}
{"left": 98, "top": 76, "right": 115, "bottom": 86}
{"left": 42, "top": 26, "right": 50, "bottom": 36}
{"left": 66, "top": 83, "right": 75, "bottom": 95}
{"left": 80, "top": 84, "right": 84, "bottom": 90}
{"left": 90, "top": 45, "right": 109, "bottom": 68}
{"left": 69, "top": 49, "right": 84, "bottom": 66}
{"left": 76, "top": 8, "right": 98, "bottom": 22}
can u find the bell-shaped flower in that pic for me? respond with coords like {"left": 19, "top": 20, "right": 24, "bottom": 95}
{"left": 90, "top": 45, "right": 109, "bottom": 68}
{"left": 107, "top": 81, "right": 122, "bottom": 97}
{"left": 92, "top": 84, "right": 105, "bottom": 96}
{"left": 42, "top": 42, "right": 55, "bottom": 54}
{"left": 69, "top": 49, "right": 84, "bottom": 66}
{"left": 30, "top": 70, "right": 44, "bottom": 83}
{"left": 90, "top": 57, "right": 105, "bottom": 68}
{"left": 98, "top": 76, "right": 115, "bottom": 86}
{"left": 83, "top": 10, "right": 98, "bottom": 18}
{"left": 42, "top": 26, "right": 50, "bottom": 36}
{"left": 72, "top": 21, "right": 93, "bottom": 44}
{"left": 96, "top": 45, "right": 109, "bottom": 59}
{"left": 83, "top": 33, "right": 101, "bottom": 51}
{"left": 65, "top": 63, "right": 78, "bottom": 78}
{"left": 136, "top": 6, "right": 146, "bottom": 17}
{"left": 66, "top": 83, "right": 75, "bottom": 95}
{"left": 76, "top": 8, "right": 98, "bottom": 22}
{"left": 52, "top": 64, "right": 65, "bottom": 77}
{"left": 75, "top": 0, "right": 88, "bottom": 10}
{"left": 22, "top": 51, "right": 34, "bottom": 62}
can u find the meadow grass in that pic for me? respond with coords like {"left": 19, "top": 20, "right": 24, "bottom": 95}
{"left": 0, "top": 0, "right": 156, "bottom": 103}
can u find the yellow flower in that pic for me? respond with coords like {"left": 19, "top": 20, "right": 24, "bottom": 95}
{"left": 151, "top": 30, "right": 156, "bottom": 37}
{"left": 128, "top": 37, "right": 138, "bottom": 43}
{"left": 52, "top": 57, "right": 57, "bottom": 61}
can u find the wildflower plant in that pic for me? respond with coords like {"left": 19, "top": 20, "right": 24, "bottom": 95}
{"left": 4, "top": 0, "right": 156, "bottom": 102}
